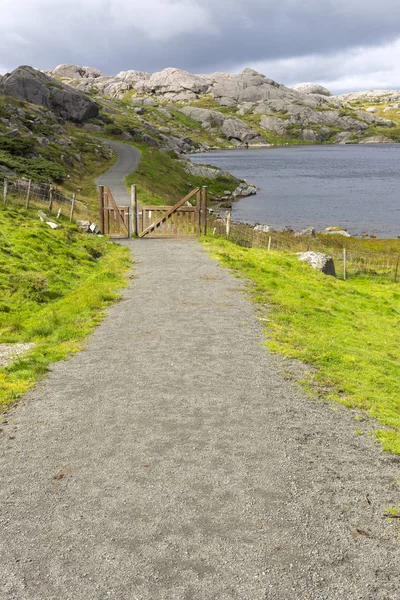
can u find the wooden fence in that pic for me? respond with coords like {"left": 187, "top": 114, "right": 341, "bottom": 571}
{"left": 210, "top": 213, "right": 400, "bottom": 282}
{"left": 2, "top": 177, "right": 88, "bottom": 221}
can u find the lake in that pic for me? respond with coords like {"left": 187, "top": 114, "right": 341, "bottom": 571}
{"left": 189, "top": 144, "right": 400, "bottom": 238}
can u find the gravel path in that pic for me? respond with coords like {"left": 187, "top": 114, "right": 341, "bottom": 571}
{"left": 95, "top": 140, "right": 141, "bottom": 206}
{"left": 1, "top": 239, "right": 399, "bottom": 600}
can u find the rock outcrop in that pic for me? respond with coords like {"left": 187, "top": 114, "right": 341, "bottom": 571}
{"left": 221, "top": 118, "right": 265, "bottom": 144}
{"left": 48, "top": 64, "right": 104, "bottom": 80}
{"left": 31, "top": 62, "right": 399, "bottom": 145}
{"left": 0, "top": 66, "right": 98, "bottom": 122}
{"left": 335, "top": 90, "right": 400, "bottom": 103}
{"left": 135, "top": 68, "right": 209, "bottom": 101}
{"left": 298, "top": 252, "right": 336, "bottom": 277}
{"left": 292, "top": 83, "right": 332, "bottom": 97}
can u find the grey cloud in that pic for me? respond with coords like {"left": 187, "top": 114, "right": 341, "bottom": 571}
{"left": 1, "top": 0, "right": 400, "bottom": 92}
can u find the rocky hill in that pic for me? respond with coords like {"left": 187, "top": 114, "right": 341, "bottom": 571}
{"left": 1, "top": 63, "right": 400, "bottom": 210}
{"left": 44, "top": 64, "right": 398, "bottom": 145}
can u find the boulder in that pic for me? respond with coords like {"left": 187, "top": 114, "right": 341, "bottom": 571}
{"left": 322, "top": 227, "right": 351, "bottom": 237}
{"left": 0, "top": 66, "right": 98, "bottom": 122}
{"left": 135, "top": 68, "right": 209, "bottom": 101}
{"left": 180, "top": 160, "right": 229, "bottom": 179}
{"left": 221, "top": 118, "right": 264, "bottom": 144}
{"left": 366, "top": 107, "right": 378, "bottom": 113}
{"left": 298, "top": 252, "right": 336, "bottom": 277}
{"left": 48, "top": 64, "right": 104, "bottom": 79}
{"left": 359, "top": 135, "right": 394, "bottom": 144}
{"left": 294, "top": 226, "right": 316, "bottom": 238}
{"left": 211, "top": 68, "right": 294, "bottom": 106}
{"left": 179, "top": 106, "right": 224, "bottom": 127}
{"left": 260, "top": 115, "right": 289, "bottom": 135}
{"left": 254, "top": 224, "right": 274, "bottom": 233}
{"left": 335, "top": 89, "right": 400, "bottom": 103}
{"left": 76, "top": 220, "right": 91, "bottom": 232}
{"left": 336, "top": 132, "right": 354, "bottom": 144}
{"left": 291, "top": 83, "right": 332, "bottom": 97}
{"left": 233, "top": 183, "right": 257, "bottom": 197}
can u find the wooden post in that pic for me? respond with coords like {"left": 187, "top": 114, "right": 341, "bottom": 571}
{"left": 201, "top": 186, "right": 208, "bottom": 236}
{"left": 48, "top": 185, "right": 54, "bottom": 214}
{"left": 196, "top": 189, "right": 201, "bottom": 235}
{"left": 70, "top": 192, "right": 76, "bottom": 222}
{"left": 394, "top": 256, "right": 400, "bottom": 283}
{"left": 25, "top": 179, "right": 32, "bottom": 209}
{"left": 343, "top": 248, "right": 347, "bottom": 280}
{"left": 226, "top": 210, "right": 231, "bottom": 237}
{"left": 268, "top": 236, "right": 272, "bottom": 251}
{"left": 3, "top": 178, "right": 8, "bottom": 204}
{"left": 99, "top": 185, "right": 105, "bottom": 234}
{"left": 131, "top": 184, "right": 138, "bottom": 236}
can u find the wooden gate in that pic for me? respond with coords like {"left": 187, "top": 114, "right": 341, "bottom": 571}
{"left": 99, "top": 186, "right": 130, "bottom": 238}
{"left": 138, "top": 187, "right": 207, "bottom": 238}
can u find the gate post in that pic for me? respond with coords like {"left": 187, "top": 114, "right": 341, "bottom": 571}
{"left": 201, "top": 186, "right": 208, "bottom": 235}
{"left": 131, "top": 184, "right": 138, "bottom": 236}
{"left": 99, "top": 185, "right": 105, "bottom": 233}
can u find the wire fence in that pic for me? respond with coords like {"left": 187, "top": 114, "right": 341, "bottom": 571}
{"left": 209, "top": 214, "right": 400, "bottom": 282}
{"left": 2, "top": 177, "right": 89, "bottom": 221}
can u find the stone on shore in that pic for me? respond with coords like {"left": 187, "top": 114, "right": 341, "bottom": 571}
{"left": 294, "top": 226, "right": 316, "bottom": 238}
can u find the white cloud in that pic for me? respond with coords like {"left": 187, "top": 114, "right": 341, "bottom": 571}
{"left": 243, "top": 38, "right": 400, "bottom": 93}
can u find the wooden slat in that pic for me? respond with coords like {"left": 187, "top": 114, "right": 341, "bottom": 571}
{"left": 104, "top": 187, "right": 129, "bottom": 236}
{"left": 139, "top": 188, "right": 200, "bottom": 238}
{"left": 201, "top": 186, "right": 207, "bottom": 235}
{"left": 179, "top": 209, "right": 183, "bottom": 235}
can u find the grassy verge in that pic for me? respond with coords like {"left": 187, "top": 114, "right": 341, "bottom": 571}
{"left": 125, "top": 143, "right": 239, "bottom": 205}
{"left": 202, "top": 236, "right": 400, "bottom": 454}
{"left": 0, "top": 206, "right": 131, "bottom": 410}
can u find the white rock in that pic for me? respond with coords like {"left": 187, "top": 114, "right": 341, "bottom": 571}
{"left": 297, "top": 252, "right": 336, "bottom": 276}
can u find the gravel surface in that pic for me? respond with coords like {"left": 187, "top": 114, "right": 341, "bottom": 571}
{"left": 0, "top": 239, "right": 399, "bottom": 600}
{"left": 95, "top": 140, "right": 141, "bottom": 206}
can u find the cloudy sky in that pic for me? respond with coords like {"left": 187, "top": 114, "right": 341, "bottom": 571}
{"left": 1, "top": 0, "right": 400, "bottom": 93}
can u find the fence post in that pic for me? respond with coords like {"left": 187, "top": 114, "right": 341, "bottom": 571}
{"left": 48, "top": 185, "right": 54, "bottom": 214}
{"left": 25, "top": 179, "right": 32, "bottom": 209}
{"left": 131, "top": 184, "right": 138, "bottom": 236}
{"left": 343, "top": 248, "right": 347, "bottom": 280}
{"left": 3, "top": 178, "right": 7, "bottom": 204}
{"left": 201, "top": 186, "right": 208, "bottom": 235}
{"left": 99, "top": 185, "right": 105, "bottom": 233}
{"left": 394, "top": 256, "right": 400, "bottom": 283}
{"left": 268, "top": 236, "right": 272, "bottom": 251}
{"left": 69, "top": 192, "right": 76, "bottom": 222}
{"left": 226, "top": 210, "right": 231, "bottom": 237}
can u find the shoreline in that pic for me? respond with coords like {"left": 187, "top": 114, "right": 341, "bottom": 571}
{"left": 191, "top": 144, "right": 400, "bottom": 240}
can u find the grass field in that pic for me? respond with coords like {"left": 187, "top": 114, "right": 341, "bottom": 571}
{"left": 203, "top": 236, "right": 400, "bottom": 454}
{"left": 0, "top": 206, "right": 131, "bottom": 410}
{"left": 125, "top": 142, "right": 239, "bottom": 205}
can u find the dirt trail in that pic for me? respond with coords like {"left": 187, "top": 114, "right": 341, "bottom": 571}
{"left": 0, "top": 238, "right": 399, "bottom": 600}
{"left": 95, "top": 139, "right": 141, "bottom": 205}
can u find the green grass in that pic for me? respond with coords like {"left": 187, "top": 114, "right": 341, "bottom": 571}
{"left": 202, "top": 236, "right": 400, "bottom": 454}
{"left": 0, "top": 205, "right": 131, "bottom": 410}
{"left": 124, "top": 142, "right": 239, "bottom": 205}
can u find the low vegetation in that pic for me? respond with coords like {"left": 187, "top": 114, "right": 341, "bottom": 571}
{"left": 124, "top": 142, "right": 238, "bottom": 205}
{"left": 0, "top": 206, "right": 130, "bottom": 410}
{"left": 203, "top": 236, "right": 400, "bottom": 454}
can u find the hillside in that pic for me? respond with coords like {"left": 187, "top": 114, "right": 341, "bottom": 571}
{"left": 45, "top": 64, "right": 399, "bottom": 145}
{"left": 0, "top": 205, "right": 130, "bottom": 407}
{"left": 1, "top": 64, "right": 400, "bottom": 213}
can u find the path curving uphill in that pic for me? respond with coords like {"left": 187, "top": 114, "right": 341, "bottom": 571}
{"left": 95, "top": 139, "right": 141, "bottom": 206}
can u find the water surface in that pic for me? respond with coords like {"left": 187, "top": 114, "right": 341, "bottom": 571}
{"left": 190, "top": 145, "right": 400, "bottom": 238}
